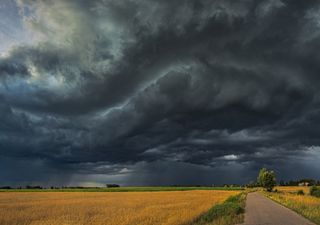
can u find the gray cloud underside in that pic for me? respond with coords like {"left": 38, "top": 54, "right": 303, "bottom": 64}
{"left": 1, "top": 0, "right": 320, "bottom": 185}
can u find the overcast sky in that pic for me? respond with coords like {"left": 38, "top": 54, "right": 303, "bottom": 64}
{"left": 1, "top": 0, "right": 320, "bottom": 187}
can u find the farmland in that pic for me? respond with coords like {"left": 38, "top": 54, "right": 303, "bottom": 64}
{"left": 264, "top": 186, "right": 320, "bottom": 225}
{"left": 275, "top": 186, "right": 310, "bottom": 194}
{"left": 0, "top": 190, "right": 240, "bottom": 225}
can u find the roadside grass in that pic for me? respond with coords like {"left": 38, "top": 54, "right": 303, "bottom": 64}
{"left": 190, "top": 192, "right": 247, "bottom": 225}
{"left": 263, "top": 187, "right": 320, "bottom": 225}
{"left": 0, "top": 186, "right": 244, "bottom": 192}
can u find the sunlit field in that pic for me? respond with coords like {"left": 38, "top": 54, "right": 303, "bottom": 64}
{"left": 0, "top": 190, "right": 240, "bottom": 225}
{"left": 265, "top": 186, "right": 320, "bottom": 224}
{"left": 275, "top": 186, "right": 310, "bottom": 194}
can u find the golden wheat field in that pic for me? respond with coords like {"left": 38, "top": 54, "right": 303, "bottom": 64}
{"left": 265, "top": 187, "right": 320, "bottom": 224}
{"left": 0, "top": 190, "right": 239, "bottom": 225}
{"left": 275, "top": 186, "right": 310, "bottom": 194}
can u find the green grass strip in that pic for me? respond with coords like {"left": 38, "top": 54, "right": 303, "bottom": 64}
{"left": 192, "top": 193, "right": 246, "bottom": 225}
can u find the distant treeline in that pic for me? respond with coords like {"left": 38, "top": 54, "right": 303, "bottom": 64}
{"left": 279, "top": 179, "right": 320, "bottom": 186}
{"left": 0, "top": 186, "right": 44, "bottom": 189}
{"left": 4, "top": 180, "right": 319, "bottom": 190}
{"left": 0, "top": 185, "right": 120, "bottom": 189}
{"left": 0, "top": 184, "right": 245, "bottom": 189}
{"left": 170, "top": 184, "right": 243, "bottom": 187}
{"left": 246, "top": 178, "right": 320, "bottom": 188}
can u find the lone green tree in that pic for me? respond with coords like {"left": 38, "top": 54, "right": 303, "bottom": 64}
{"left": 257, "top": 168, "right": 276, "bottom": 192}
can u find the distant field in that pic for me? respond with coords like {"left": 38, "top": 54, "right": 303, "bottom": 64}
{"left": 0, "top": 186, "right": 244, "bottom": 192}
{"left": 275, "top": 186, "right": 310, "bottom": 194}
{"left": 265, "top": 186, "right": 320, "bottom": 225}
{"left": 0, "top": 190, "right": 240, "bottom": 225}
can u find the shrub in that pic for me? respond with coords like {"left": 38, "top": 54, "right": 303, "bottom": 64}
{"left": 194, "top": 194, "right": 246, "bottom": 225}
{"left": 246, "top": 181, "right": 259, "bottom": 188}
{"left": 296, "top": 190, "right": 304, "bottom": 195}
{"left": 310, "top": 186, "right": 320, "bottom": 198}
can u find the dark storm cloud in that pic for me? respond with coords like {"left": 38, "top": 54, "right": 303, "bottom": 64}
{"left": 1, "top": 0, "right": 320, "bottom": 185}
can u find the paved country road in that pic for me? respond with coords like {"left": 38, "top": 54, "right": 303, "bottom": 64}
{"left": 239, "top": 192, "right": 315, "bottom": 225}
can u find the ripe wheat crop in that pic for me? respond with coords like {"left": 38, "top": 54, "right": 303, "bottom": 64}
{"left": 275, "top": 186, "right": 310, "bottom": 194}
{"left": 0, "top": 190, "right": 239, "bottom": 225}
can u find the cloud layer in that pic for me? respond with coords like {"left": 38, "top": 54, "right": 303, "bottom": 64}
{"left": 1, "top": 0, "right": 320, "bottom": 186}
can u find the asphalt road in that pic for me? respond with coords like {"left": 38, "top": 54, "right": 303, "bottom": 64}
{"left": 239, "top": 192, "right": 315, "bottom": 225}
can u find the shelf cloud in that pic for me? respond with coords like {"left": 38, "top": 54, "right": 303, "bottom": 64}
{"left": 1, "top": 0, "right": 320, "bottom": 186}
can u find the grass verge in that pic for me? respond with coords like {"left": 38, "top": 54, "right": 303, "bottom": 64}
{"left": 263, "top": 191, "right": 320, "bottom": 225}
{"left": 191, "top": 192, "right": 247, "bottom": 225}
